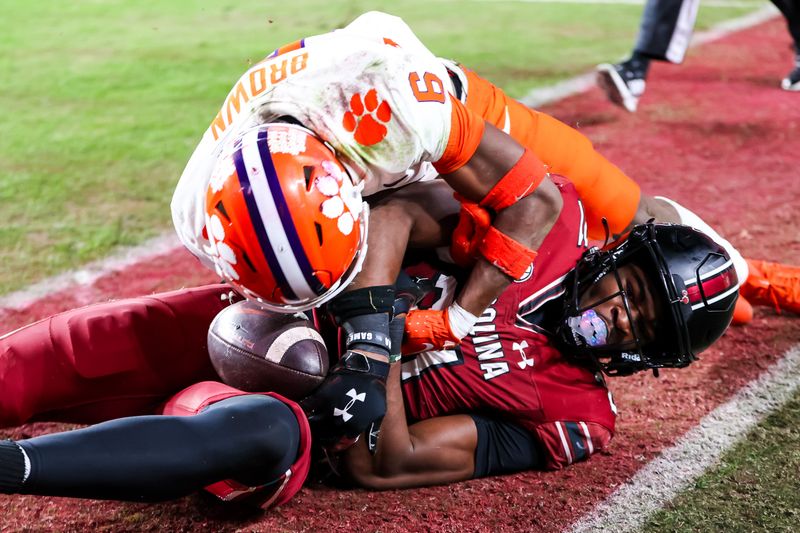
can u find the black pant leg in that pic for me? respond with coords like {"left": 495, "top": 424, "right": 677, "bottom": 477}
{"left": 14, "top": 395, "right": 299, "bottom": 502}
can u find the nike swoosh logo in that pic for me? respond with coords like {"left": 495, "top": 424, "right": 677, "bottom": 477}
{"left": 383, "top": 168, "right": 418, "bottom": 188}
{"left": 383, "top": 176, "right": 409, "bottom": 188}
{"left": 501, "top": 106, "right": 510, "bottom": 134}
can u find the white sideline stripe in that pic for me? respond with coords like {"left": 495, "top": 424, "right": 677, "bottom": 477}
{"left": 0, "top": 4, "right": 779, "bottom": 313}
{"left": 568, "top": 343, "right": 800, "bottom": 533}
{"left": 0, "top": 232, "right": 181, "bottom": 310}
{"left": 520, "top": 4, "right": 779, "bottom": 107}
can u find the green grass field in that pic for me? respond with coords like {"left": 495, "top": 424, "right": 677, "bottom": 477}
{"left": 643, "top": 388, "right": 800, "bottom": 532}
{"left": 0, "top": 0, "right": 756, "bottom": 295}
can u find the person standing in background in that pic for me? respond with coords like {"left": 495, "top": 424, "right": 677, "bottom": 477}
{"left": 597, "top": 0, "right": 799, "bottom": 112}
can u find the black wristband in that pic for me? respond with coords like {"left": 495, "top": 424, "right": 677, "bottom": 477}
{"left": 0, "top": 441, "right": 26, "bottom": 493}
{"left": 343, "top": 313, "right": 391, "bottom": 358}
{"left": 388, "top": 312, "right": 406, "bottom": 363}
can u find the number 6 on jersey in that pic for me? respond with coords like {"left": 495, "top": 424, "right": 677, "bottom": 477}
{"left": 409, "top": 71, "right": 446, "bottom": 103}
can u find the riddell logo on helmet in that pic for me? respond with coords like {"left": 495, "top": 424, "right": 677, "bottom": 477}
{"left": 620, "top": 352, "right": 641, "bottom": 362}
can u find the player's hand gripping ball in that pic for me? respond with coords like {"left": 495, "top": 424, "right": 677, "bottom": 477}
{"left": 208, "top": 300, "right": 329, "bottom": 399}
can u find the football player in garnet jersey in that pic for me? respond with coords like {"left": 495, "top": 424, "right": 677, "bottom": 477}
{"left": 0, "top": 175, "right": 741, "bottom": 502}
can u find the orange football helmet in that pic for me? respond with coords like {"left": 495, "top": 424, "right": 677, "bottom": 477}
{"left": 204, "top": 123, "right": 368, "bottom": 312}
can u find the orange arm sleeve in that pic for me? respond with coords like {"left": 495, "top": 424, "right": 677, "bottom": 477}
{"left": 462, "top": 68, "right": 640, "bottom": 239}
{"left": 527, "top": 112, "right": 640, "bottom": 240}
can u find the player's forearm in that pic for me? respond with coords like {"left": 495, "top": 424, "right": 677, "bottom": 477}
{"left": 347, "top": 202, "right": 414, "bottom": 290}
{"left": 342, "top": 363, "right": 476, "bottom": 489}
{"left": 456, "top": 180, "right": 562, "bottom": 315}
{"left": 629, "top": 194, "right": 680, "bottom": 228}
{"left": 341, "top": 362, "right": 411, "bottom": 487}
{"left": 360, "top": 362, "right": 414, "bottom": 473}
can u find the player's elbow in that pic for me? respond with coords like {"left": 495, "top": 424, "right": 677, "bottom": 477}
{"left": 340, "top": 441, "right": 415, "bottom": 490}
{"left": 347, "top": 466, "right": 399, "bottom": 490}
{"left": 497, "top": 177, "right": 563, "bottom": 248}
{"left": 531, "top": 177, "right": 564, "bottom": 228}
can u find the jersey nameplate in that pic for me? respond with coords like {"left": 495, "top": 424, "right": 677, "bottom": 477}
{"left": 210, "top": 52, "right": 310, "bottom": 140}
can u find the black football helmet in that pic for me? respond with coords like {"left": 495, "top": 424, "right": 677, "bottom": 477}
{"left": 557, "top": 223, "right": 740, "bottom": 376}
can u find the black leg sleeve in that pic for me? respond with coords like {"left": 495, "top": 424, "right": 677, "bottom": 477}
{"left": 15, "top": 395, "right": 299, "bottom": 502}
{"left": 770, "top": 0, "right": 800, "bottom": 48}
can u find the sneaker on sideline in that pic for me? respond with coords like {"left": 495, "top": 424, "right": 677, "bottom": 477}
{"left": 596, "top": 61, "right": 647, "bottom": 112}
{"left": 781, "top": 61, "right": 800, "bottom": 91}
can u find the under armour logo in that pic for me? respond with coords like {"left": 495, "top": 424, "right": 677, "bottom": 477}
{"left": 333, "top": 388, "right": 366, "bottom": 422}
{"left": 513, "top": 340, "right": 534, "bottom": 369}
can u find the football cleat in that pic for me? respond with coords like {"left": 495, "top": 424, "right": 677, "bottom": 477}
{"left": 740, "top": 259, "right": 800, "bottom": 315}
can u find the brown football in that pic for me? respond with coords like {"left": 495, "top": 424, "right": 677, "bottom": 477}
{"left": 207, "top": 300, "right": 329, "bottom": 400}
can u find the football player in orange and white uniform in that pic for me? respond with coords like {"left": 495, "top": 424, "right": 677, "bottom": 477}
{"left": 173, "top": 10, "right": 568, "bottom": 307}
{"left": 172, "top": 11, "right": 540, "bottom": 286}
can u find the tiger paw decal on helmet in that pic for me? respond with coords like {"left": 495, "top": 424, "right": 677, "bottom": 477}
{"left": 342, "top": 89, "right": 392, "bottom": 146}
{"left": 316, "top": 160, "right": 362, "bottom": 236}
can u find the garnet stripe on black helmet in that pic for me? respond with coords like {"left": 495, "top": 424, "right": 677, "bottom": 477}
{"left": 685, "top": 260, "right": 738, "bottom": 310}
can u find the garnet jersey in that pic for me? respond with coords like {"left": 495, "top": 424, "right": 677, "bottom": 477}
{"left": 172, "top": 11, "right": 483, "bottom": 269}
{"left": 401, "top": 177, "right": 617, "bottom": 469}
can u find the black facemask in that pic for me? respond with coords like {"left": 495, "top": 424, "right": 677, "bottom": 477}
{"left": 556, "top": 223, "right": 738, "bottom": 377}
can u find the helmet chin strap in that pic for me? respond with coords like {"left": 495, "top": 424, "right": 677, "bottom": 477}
{"left": 601, "top": 217, "right": 612, "bottom": 246}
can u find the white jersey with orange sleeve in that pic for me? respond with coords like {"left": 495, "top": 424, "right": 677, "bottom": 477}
{"left": 171, "top": 12, "right": 481, "bottom": 268}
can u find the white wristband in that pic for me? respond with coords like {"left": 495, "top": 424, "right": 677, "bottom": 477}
{"left": 655, "top": 196, "right": 749, "bottom": 283}
{"left": 447, "top": 302, "right": 480, "bottom": 339}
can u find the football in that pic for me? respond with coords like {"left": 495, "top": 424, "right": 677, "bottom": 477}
{"left": 207, "top": 300, "right": 329, "bottom": 399}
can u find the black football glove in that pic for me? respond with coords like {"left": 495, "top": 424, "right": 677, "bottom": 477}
{"left": 300, "top": 351, "right": 389, "bottom": 452}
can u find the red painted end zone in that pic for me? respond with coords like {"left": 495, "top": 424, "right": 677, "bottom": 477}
{"left": 1, "top": 18, "right": 799, "bottom": 533}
